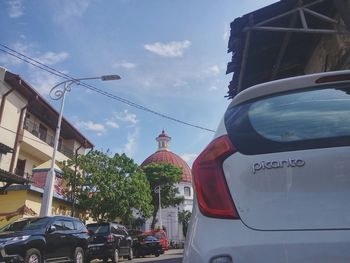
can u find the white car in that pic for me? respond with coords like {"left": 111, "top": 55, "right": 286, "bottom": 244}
{"left": 183, "top": 71, "right": 350, "bottom": 263}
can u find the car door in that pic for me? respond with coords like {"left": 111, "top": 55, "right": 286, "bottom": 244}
{"left": 61, "top": 219, "right": 77, "bottom": 258}
{"left": 116, "top": 226, "right": 129, "bottom": 256}
{"left": 45, "top": 219, "right": 67, "bottom": 260}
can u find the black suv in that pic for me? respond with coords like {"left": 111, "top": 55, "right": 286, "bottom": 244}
{"left": 0, "top": 216, "right": 89, "bottom": 263}
{"left": 86, "top": 223, "right": 132, "bottom": 262}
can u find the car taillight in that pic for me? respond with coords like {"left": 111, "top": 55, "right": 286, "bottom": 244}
{"left": 192, "top": 135, "right": 239, "bottom": 219}
{"left": 107, "top": 234, "right": 115, "bottom": 242}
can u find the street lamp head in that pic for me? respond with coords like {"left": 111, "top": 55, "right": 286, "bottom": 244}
{"left": 101, "top": 74, "right": 121, "bottom": 81}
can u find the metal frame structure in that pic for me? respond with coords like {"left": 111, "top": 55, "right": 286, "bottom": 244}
{"left": 244, "top": 0, "right": 348, "bottom": 34}
{"left": 230, "top": 0, "right": 350, "bottom": 96}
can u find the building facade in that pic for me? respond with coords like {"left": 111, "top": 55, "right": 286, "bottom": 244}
{"left": 141, "top": 131, "right": 193, "bottom": 244}
{"left": 0, "top": 67, "right": 94, "bottom": 227}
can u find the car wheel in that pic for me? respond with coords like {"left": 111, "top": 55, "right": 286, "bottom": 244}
{"left": 74, "top": 247, "right": 84, "bottom": 263}
{"left": 111, "top": 249, "right": 119, "bottom": 263}
{"left": 25, "top": 248, "right": 42, "bottom": 263}
{"left": 127, "top": 247, "right": 133, "bottom": 260}
{"left": 155, "top": 252, "right": 160, "bottom": 257}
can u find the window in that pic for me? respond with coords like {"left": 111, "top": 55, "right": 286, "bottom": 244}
{"left": 63, "top": 220, "right": 75, "bottom": 230}
{"left": 184, "top": 186, "right": 191, "bottom": 197}
{"left": 15, "top": 159, "right": 26, "bottom": 177}
{"left": 58, "top": 138, "right": 63, "bottom": 151}
{"left": 74, "top": 221, "right": 86, "bottom": 231}
{"left": 1, "top": 218, "right": 50, "bottom": 232}
{"left": 24, "top": 114, "right": 30, "bottom": 129}
{"left": 87, "top": 224, "right": 109, "bottom": 234}
{"left": 111, "top": 226, "right": 118, "bottom": 234}
{"left": 39, "top": 124, "right": 47, "bottom": 142}
{"left": 225, "top": 85, "right": 350, "bottom": 154}
{"left": 52, "top": 220, "right": 65, "bottom": 231}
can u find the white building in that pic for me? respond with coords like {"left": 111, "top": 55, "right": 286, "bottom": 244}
{"left": 141, "top": 131, "right": 193, "bottom": 243}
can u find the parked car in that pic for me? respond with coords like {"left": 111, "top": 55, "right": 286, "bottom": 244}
{"left": 143, "top": 229, "right": 168, "bottom": 250}
{"left": 183, "top": 71, "right": 350, "bottom": 263}
{"left": 0, "top": 216, "right": 89, "bottom": 263}
{"left": 132, "top": 235, "right": 163, "bottom": 258}
{"left": 86, "top": 222, "right": 132, "bottom": 262}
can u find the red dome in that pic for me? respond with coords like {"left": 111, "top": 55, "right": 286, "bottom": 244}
{"left": 141, "top": 150, "right": 192, "bottom": 183}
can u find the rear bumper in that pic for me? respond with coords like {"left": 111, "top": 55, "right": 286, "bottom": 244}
{"left": 134, "top": 246, "right": 163, "bottom": 256}
{"left": 183, "top": 212, "right": 350, "bottom": 263}
{"left": 87, "top": 244, "right": 113, "bottom": 259}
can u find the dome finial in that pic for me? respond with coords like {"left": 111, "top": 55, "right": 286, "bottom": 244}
{"left": 156, "top": 130, "right": 171, "bottom": 150}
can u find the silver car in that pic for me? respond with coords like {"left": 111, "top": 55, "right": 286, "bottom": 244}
{"left": 183, "top": 70, "right": 350, "bottom": 263}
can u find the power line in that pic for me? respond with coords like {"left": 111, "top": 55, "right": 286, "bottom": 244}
{"left": 0, "top": 43, "right": 215, "bottom": 133}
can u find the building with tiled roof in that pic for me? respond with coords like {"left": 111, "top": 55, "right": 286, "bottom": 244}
{"left": 141, "top": 131, "right": 193, "bottom": 244}
{"left": 142, "top": 131, "right": 192, "bottom": 183}
{"left": 0, "top": 67, "right": 93, "bottom": 227}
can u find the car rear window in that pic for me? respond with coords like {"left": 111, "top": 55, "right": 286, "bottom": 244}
{"left": 87, "top": 224, "right": 109, "bottom": 234}
{"left": 225, "top": 85, "right": 350, "bottom": 155}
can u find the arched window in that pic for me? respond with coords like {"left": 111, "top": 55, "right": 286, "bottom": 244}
{"left": 184, "top": 186, "right": 191, "bottom": 197}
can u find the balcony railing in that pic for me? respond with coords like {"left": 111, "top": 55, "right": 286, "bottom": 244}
{"left": 23, "top": 118, "right": 74, "bottom": 159}
{"left": 15, "top": 169, "right": 33, "bottom": 182}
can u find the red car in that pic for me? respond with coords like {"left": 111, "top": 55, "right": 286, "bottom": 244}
{"left": 143, "top": 229, "right": 169, "bottom": 250}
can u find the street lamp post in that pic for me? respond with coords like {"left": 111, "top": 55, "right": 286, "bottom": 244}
{"left": 154, "top": 186, "right": 162, "bottom": 229}
{"left": 40, "top": 75, "right": 121, "bottom": 217}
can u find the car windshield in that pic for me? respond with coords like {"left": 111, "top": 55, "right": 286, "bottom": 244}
{"left": 154, "top": 232, "right": 166, "bottom": 239}
{"left": 87, "top": 224, "right": 109, "bottom": 234}
{"left": 0, "top": 218, "right": 50, "bottom": 232}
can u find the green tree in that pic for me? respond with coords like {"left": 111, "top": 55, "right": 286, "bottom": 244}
{"left": 142, "top": 163, "right": 184, "bottom": 230}
{"left": 62, "top": 150, "right": 152, "bottom": 222}
{"left": 178, "top": 210, "right": 192, "bottom": 237}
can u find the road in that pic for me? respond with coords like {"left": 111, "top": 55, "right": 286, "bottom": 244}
{"left": 111, "top": 249, "right": 183, "bottom": 263}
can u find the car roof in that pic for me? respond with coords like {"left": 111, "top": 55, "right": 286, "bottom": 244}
{"left": 86, "top": 222, "right": 126, "bottom": 228}
{"left": 230, "top": 70, "right": 350, "bottom": 107}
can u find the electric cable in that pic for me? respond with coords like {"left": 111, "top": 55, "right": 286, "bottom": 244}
{"left": 0, "top": 43, "right": 215, "bottom": 132}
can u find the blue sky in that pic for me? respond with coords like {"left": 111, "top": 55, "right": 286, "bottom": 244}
{"left": 0, "top": 0, "right": 276, "bottom": 166}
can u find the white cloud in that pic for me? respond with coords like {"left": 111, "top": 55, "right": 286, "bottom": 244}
{"left": 54, "top": 0, "right": 90, "bottom": 22}
{"left": 180, "top": 153, "right": 198, "bottom": 165}
{"left": 7, "top": 0, "right": 24, "bottom": 18}
{"left": 113, "top": 61, "right": 137, "bottom": 69}
{"left": 207, "top": 65, "right": 220, "bottom": 76}
{"left": 30, "top": 71, "right": 64, "bottom": 95}
{"left": 0, "top": 42, "right": 30, "bottom": 66}
{"left": 0, "top": 42, "right": 69, "bottom": 72}
{"left": 144, "top": 40, "right": 191, "bottom": 57}
{"left": 173, "top": 80, "right": 188, "bottom": 88}
{"left": 106, "top": 120, "right": 119, "bottom": 129}
{"left": 223, "top": 28, "right": 230, "bottom": 41}
{"left": 36, "top": 51, "right": 69, "bottom": 66}
{"left": 122, "top": 128, "right": 139, "bottom": 157}
{"left": 77, "top": 120, "right": 106, "bottom": 133}
{"left": 209, "top": 86, "right": 218, "bottom": 91}
{"left": 114, "top": 110, "right": 138, "bottom": 126}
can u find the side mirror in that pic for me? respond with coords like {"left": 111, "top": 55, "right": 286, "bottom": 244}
{"left": 48, "top": 225, "right": 56, "bottom": 233}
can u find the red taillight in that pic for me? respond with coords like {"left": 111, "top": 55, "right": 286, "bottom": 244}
{"left": 315, "top": 73, "right": 350, "bottom": 83}
{"left": 107, "top": 234, "right": 115, "bottom": 242}
{"left": 192, "top": 135, "right": 239, "bottom": 219}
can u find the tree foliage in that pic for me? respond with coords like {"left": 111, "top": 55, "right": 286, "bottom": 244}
{"left": 62, "top": 150, "right": 152, "bottom": 223}
{"left": 142, "top": 163, "right": 184, "bottom": 230}
{"left": 178, "top": 210, "right": 192, "bottom": 237}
